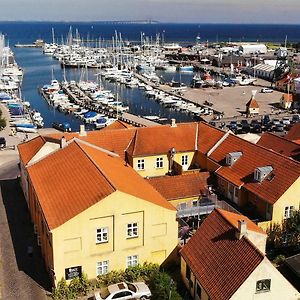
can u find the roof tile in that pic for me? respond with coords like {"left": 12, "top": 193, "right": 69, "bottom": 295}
{"left": 180, "top": 209, "right": 264, "bottom": 300}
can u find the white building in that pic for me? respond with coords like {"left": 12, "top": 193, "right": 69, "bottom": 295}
{"left": 239, "top": 44, "right": 267, "bottom": 55}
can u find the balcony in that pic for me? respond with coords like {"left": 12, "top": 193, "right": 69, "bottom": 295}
{"left": 176, "top": 192, "right": 239, "bottom": 219}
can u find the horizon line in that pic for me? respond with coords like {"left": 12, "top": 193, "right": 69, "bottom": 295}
{"left": 0, "top": 20, "right": 299, "bottom": 25}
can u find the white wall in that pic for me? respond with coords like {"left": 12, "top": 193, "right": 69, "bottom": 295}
{"left": 231, "top": 257, "right": 299, "bottom": 300}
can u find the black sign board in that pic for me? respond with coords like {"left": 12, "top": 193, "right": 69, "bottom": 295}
{"left": 65, "top": 266, "right": 82, "bottom": 280}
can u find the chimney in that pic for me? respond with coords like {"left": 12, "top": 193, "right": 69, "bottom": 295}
{"left": 236, "top": 219, "right": 247, "bottom": 240}
{"left": 171, "top": 118, "right": 176, "bottom": 127}
{"left": 79, "top": 124, "right": 87, "bottom": 136}
{"left": 60, "top": 136, "right": 67, "bottom": 148}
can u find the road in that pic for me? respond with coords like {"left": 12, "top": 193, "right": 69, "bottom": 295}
{"left": 0, "top": 104, "right": 51, "bottom": 299}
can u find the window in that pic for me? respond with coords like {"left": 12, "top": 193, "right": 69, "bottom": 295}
{"left": 181, "top": 155, "right": 188, "bottom": 166}
{"left": 196, "top": 284, "right": 202, "bottom": 298}
{"left": 127, "top": 223, "right": 138, "bottom": 238}
{"left": 96, "top": 227, "right": 108, "bottom": 244}
{"left": 284, "top": 206, "right": 294, "bottom": 219}
{"left": 156, "top": 157, "right": 164, "bottom": 168}
{"left": 96, "top": 260, "right": 109, "bottom": 276}
{"left": 186, "top": 265, "right": 191, "bottom": 280}
{"left": 192, "top": 200, "right": 198, "bottom": 207}
{"left": 256, "top": 279, "right": 271, "bottom": 293}
{"left": 127, "top": 255, "right": 138, "bottom": 267}
{"left": 137, "top": 159, "right": 145, "bottom": 170}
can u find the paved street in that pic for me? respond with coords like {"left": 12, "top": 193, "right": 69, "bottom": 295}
{"left": 0, "top": 179, "right": 52, "bottom": 299}
{"left": 0, "top": 104, "right": 51, "bottom": 299}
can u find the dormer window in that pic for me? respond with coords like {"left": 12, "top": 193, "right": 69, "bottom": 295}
{"left": 254, "top": 166, "right": 273, "bottom": 182}
{"left": 226, "top": 152, "right": 242, "bottom": 166}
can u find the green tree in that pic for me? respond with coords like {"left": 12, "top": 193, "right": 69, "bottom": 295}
{"left": 267, "top": 209, "right": 300, "bottom": 250}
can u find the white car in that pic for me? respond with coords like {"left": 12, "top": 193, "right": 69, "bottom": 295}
{"left": 94, "top": 282, "right": 151, "bottom": 300}
{"left": 261, "top": 88, "right": 273, "bottom": 93}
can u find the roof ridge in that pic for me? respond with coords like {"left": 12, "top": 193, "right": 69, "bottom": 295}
{"left": 228, "top": 132, "right": 300, "bottom": 167}
{"left": 215, "top": 208, "right": 265, "bottom": 258}
{"left": 265, "top": 131, "right": 300, "bottom": 147}
{"left": 74, "top": 140, "right": 117, "bottom": 192}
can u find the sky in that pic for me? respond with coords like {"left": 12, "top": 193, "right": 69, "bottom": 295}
{"left": 1, "top": 0, "right": 300, "bottom": 23}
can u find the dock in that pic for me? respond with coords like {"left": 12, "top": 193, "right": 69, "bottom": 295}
{"left": 40, "top": 83, "right": 160, "bottom": 128}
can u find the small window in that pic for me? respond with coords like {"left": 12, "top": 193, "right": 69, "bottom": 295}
{"left": 192, "top": 200, "right": 198, "bottom": 207}
{"left": 127, "top": 255, "right": 138, "bottom": 267}
{"left": 181, "top": 155, "right": 188, "bottom": 166}
{"left": 196, "top": 284, "right": 202, "bottom": 298}
{"left": 186, "top": 265, "right": 191, "bottom": 280}
{"left": 127, "top": 223, "right": 138, "bottom": 238}
{"left": 96, "top": 227, "right": 108, "bottom": 244}
{"left": 96, "top": 260, "right": 109, "bottom": 276}
{"left": 284, "top": 206, "right": 294, "bottom": 219}
{"left": 256, "top": 279, "right": 271, "bottom": 293}
{"left": 156, "top": 157, "right": 164, "bottom": 168}
{"left": 137, "top": 159, "right": 145, "bottom": 170}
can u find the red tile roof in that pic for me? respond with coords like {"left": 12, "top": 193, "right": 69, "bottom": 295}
{"left": 47, "top": 129, "right": 137, "bottom": 160}
{"left": 28, "top": 140, "right": 175, "bottom": 229}
{"left": 285, "top": 122, "right": 300, "bottom": 142}
{"left": 18, "top": 136, "right": 46, "bottom": 165}
{"left": 218, "top": 209, "right": 266, "bottom": 235}
{"left": 246, "top": 97, "right": 259, "bottom": 108}
{"left": 180, "top": 209, "right": 264, "bottom": 300}
{"left": 126, "top": 123, "right": 198, "bottom": 157}
{"left": 197, "top": 122, "right": 226, "bottom": 154}
{"left": 257, "top": 132, "right": 300, "bottom": 161}
{"left": 209, "top": 134, "right": 300, "bottom": 204}
{"left": 101, "top": 120, "right": 134, "bottom": 130}
{"left": 148, "top": 172, "right": 210, "bottom": 201}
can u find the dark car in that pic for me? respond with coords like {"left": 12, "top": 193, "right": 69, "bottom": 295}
{"left": 275, "top": 123, "right": 285, "bottom": 132}
{"left": 228, "top": 121, "right": 238, "bottom": 132}
{"left": 0, "top": 137, "right": 6, "bottom": 149}
{"left": 252, "top": 123, "right": 262, "bottom": 133}
{"left": 264, "top": 123, "right": 273, "bottom": 132}
{"left": 291, "top": 114, "right": 300, "bottom": 124}
{"left": 262, "top": 115, "right": 270, "bottom": 126}
{"left": 240, "top": 120, "right": 251, "bottom": 133}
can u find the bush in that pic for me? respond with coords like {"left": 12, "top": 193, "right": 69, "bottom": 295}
{"left": 149, "top": 272, "right": 182, "bottom": 300}
{"left": 273, "top": 254, "right": 286, "bottom": 266}
{"left": 51, "top": 274, "right": 92, "bottom": 300}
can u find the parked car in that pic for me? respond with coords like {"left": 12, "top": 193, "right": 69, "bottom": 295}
{"left": 281, "top": 117, "right": 290, "bottom": 126}
{"left": 272, "top": 118, "right": 280, "bottom": 125}
{"left": 228, "top": 121, "right": 238, "bottom": 132}
{"left": 0, "top": 137, "right": 6, "bottom": 149}
{"left": 252, "top": 123, "right": 262, "bottom": 133}
{"left": 262, "top": 115, "right": 270, "bottom": 126}
{"left": 94, "top": 282, "right": 151, "bottom": 300}
{"left": 240, "top": 119, "right": 251, "bottom": 133}
{"left": 261, "top": 88, "right": 273, "bottom": 93}
{"left": 291, "top": 114, "right": 300, "bottom": 124}
{"left": 275, "top": 123, "right": 285, "bottom": 132}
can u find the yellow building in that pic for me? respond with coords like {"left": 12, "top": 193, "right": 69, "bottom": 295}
{"left": 18, "top": 138, "right": 177, "bottom": 285}
{"left": 180, "top": 209, "right": 299, "bottom": 300}
{"left": 206, "top": 132, "right": 300, "bottom": 230}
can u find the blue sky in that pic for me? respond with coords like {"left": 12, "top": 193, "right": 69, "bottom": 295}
{"left": 1, "top": 0, "right": 300, "bottom": 23}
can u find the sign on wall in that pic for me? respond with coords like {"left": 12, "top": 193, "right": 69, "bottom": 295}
{"left": 65, "top": 266, "right": 82, "bottom": 280}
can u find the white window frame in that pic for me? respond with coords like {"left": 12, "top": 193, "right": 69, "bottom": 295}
{"left": 137, "top": 159, "right": 145, "bottom": 170}
{"left": 181, "top": 155, "right": 188, "bottom": 166}
{"left": 156, "top": 157, "right": 164, "bottom": 168}
{"left": 284, "top": 206, "right": 294, "bottom": 219}
{"left": 96, "top": 227, "right": 109, "bottom": 244}
{"left": 127, "top": 255, "right": 138, "bottom": 267}
{"left": 127, "top": 222, "right": 138, "bottom": 238}
{"left": 96, "top": 260, "right": 109, "bottom": 276}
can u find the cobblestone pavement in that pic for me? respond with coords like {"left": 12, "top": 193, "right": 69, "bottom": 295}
{"left": 0, "top": 179, "right": 52, "bottom": 300}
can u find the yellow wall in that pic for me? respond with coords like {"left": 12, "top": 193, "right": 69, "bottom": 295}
{"left": 181, "top": 258, "right": 210, "bottom": 300}
{"left": 132, "top": 151, "right": 195, "bottom": 177}
{"left": 51, "top": 190, "right": 178, "bottom": 283}
{"left": 269, "top": 176, "right": 300, "bottom": 224}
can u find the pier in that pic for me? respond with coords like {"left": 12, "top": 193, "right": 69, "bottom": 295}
{"left": 40, "top": 82, "right": 160, "bottom": 128}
